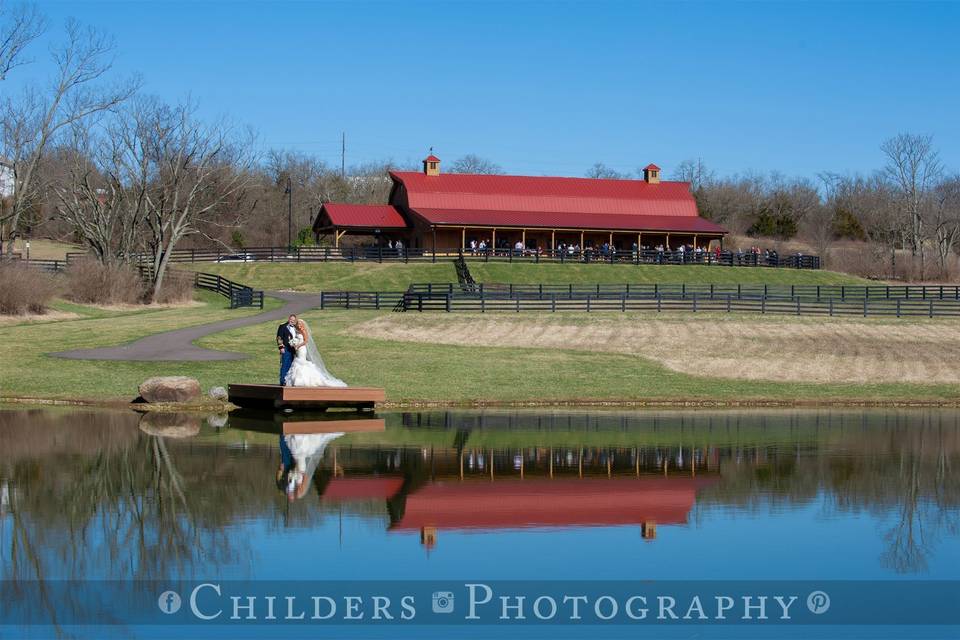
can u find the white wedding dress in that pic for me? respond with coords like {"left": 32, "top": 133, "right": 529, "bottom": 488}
{"left": 284, "top": 321, "right": 348, "bottom": 388}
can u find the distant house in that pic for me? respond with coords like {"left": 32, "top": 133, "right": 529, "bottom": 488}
{"left": 313, "top": 154, "right": 726, "bottom": 251}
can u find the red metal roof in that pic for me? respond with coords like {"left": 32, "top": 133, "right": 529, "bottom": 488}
{"left": 411, "top": 208, "right": 726, "bottom": 233}
{"left": 389, "top": 171, "right": 723, "bottom": 233}
{"left": 644, "top": 163, "right": 661, "bottom": 171}
{"left": 392, "top": 171, "right": 698, "bottom": 215}
{"left": 423, "top": 154, "right": 441, "bottom": 163}
{"left": 320, "top": 203, "right": 408, "bottom": 229}
{"left": 321, "top": 477, "right": 405, "bottom": 501}
{"left": 391, "top": 477, "right": 716, "bottom": 532}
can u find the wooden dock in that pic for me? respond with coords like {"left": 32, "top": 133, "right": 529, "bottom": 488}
{"left": 229, "top": 409, "right": 385, "bottom": 435}
{"left": 227, "top": 384, "right": 385, "bottom": 411}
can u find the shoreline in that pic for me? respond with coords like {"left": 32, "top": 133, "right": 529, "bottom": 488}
{"left": 3, "top": 394, "right": 960, "bottom": 413}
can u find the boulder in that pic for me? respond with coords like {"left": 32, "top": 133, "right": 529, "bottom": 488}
{"left": 138, "top": 412, "right": 201, "bottom": 438}
{"left": 138, "top": 376, "right": 201, "bottom": 404}
{"left": 208, "top": 386, "right": 228, "bottom": 401}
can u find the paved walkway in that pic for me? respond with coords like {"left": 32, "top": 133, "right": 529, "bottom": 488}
{"left": 54, "top": 291, "right": 319, "bottom": 362}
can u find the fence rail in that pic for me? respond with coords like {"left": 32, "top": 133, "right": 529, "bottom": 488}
{"left": 405, "top": 282, "right": 960, "bottom": 302}
{"left": 5, "top": 256, "right": 263, "bottom": 309}
{"left": 319, "top": 287, "right": 960, "bottom": 318}
{"left": 136, "top": 245, "right": 820, "bottom": 270}
{"left": 192, "top": 271, "right": 264, "bottom": 309}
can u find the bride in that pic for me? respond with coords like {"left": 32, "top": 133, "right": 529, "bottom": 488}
{"left": 284, "top": 319, "right": 347, "bottom": 388}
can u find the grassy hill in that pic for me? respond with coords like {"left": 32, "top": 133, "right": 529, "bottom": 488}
{"left": 187, "top": 261, "right": 869, "bottom": 292}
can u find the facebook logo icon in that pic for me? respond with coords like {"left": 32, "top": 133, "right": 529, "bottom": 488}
{"left": 158, "top": 590, "right": 182, "bottom": 614}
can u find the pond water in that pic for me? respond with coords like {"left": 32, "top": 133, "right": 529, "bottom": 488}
{"left": 1, "top": 406, "right": 958, "bottom": 639}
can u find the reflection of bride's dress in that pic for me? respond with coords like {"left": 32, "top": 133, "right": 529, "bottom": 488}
{"left": 283, "top": 432, "right": 344, "bottom": 498}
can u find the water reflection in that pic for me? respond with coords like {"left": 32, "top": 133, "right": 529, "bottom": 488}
{"left": 0, "top": 407, "right": 958, "bottom": 585}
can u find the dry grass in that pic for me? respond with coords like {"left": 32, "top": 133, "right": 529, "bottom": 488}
{"left": 63, "top": 260, "right": 145, "bottom": 305}
{"left": 0, "top": 262, "right": 60, "bottom": 315}
{"left": 0, "top": 309, "right": 81, "bottom": 326}
{"left": 346, "top": 313, "right": 960, "bottom": 385}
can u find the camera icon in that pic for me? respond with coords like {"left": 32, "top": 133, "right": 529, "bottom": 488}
{"left": 432, "top": 591, "right": 455, "bottom": 614}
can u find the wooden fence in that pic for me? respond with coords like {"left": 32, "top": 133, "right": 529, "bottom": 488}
{"left": 6, "top": 257, "right": 263, "bottom": 309}
{"left": 134, "top": 245, "right": 821, "bottom": 270}
{"left": 319, "top": 287, "right": 960, "bottom": 318}
{"left": 192, "top": 271, "right": 264, "bottom": 309}
{"left": 406, "top": 282, "right": 960, "bottom": 302}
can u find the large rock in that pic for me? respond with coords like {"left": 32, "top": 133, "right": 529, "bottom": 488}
{"left": 138, "top": 376, "right": 201, "bottom": 404}
{"left": 138, "top": 412, "right": 201, "bottom": 438}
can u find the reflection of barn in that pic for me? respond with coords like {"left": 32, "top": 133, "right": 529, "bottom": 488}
{"left": 313, "top": 445, "right": 718, "bottom": 547}
{"left": 313, "top": 155, "right": 727, "bottom": 251}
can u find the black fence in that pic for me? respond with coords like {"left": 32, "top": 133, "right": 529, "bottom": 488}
{"left": 319, "top": 282, "right": 960, "bottom": 318}
{"left": 193, "top": 271, "right": 264, "bottom": 309}
{"left": 406, "top": 282, "right": 960, "bottom": 302}
{"left": 5, "top": 257, "right": 263, "bottom": 309}
{"left": 141, "top": 245, "right": 821, "bottom": 270}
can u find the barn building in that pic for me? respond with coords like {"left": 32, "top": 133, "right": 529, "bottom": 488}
{"left": 312, "top": 154, "right": 727, "bottom": 252}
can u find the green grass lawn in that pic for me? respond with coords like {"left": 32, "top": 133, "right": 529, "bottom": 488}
{"left": 187, "top": 260, "right": 869, "bottom": 292}
{"left": 0, "top": 291, "right": 281, "bottom": 400}
{"left": 3, "top": 298, "right": 956, "bottom": 405}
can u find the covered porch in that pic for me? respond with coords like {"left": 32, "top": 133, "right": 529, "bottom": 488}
{"left": 430, "top": 225, "right": 725, "bottom": 255}
{"left": 313, "top": 203, "right": 411, "bottom": 248}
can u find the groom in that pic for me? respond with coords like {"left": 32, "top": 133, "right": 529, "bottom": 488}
{"left": 276, "top": 314, "right": 298, "bottom": 385}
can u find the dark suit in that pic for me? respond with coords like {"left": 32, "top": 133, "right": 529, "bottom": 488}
{"left": 277, "top": 323, "right": 296, "bottom": 385}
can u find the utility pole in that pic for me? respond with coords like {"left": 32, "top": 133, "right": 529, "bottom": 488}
{"left": 341, "top": 132, "right": 346, "bottom": 178}
{"left": 285, "top": 176, "right": 292, "bottom": 251}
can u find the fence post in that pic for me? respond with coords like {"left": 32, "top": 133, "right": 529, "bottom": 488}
{"left": 797, "top": 298, "right": 800, "bottom": 315}
{"left": 375, "top": 292, "right": 380, "bottom": 310}
{"left": 378, "top": 246, "right": 383, "bottom": 264}
{"left": 657, "top": 295, "right": 661, "bottom": 313}
{"left": 692, "top": 293, "right": 697, "bottom": 313}
{"left": 761, "top": 298, "right": 766, "bottom": 314}
{"left": 621, "top": 293, "right": 626, "bottom": 312}
{"left": 320, "top": 294, "right": 325, "bottom": 310}
{"left": 896, "top": 299, "right": 901, "bottom": 318}
{"left": 552, "top": 293, "right": 556, "bottom": 313}
{"left": 829, "top": 298, "right": 833, "bottom": 316}
{"left": 930, "top": 299, "right": 934, "bottom": 318}
{"left": 481, "top": 296, "right": 485, "bottom": 313}
{"left": 446, "top": 293, "right": 451, "bottom": 312}
{"left": 586, "top": 296, "right": 591, "bottom": 313}
{"left": 863, "top": 298, "right": 867, "bottom": 317}
{"left": 726, "top": 295, "right": 731, "bottom": 313}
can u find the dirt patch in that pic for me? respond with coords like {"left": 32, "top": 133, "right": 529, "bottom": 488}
{"left": 346, "top": 314, "right": 960, "bottom": 385}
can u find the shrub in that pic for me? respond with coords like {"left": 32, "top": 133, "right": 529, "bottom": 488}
{"left": 151, "top": 270, "right": 195, "bottom": 304}
{"left": 63, "top": 260, "right": 145, "bottom": 305}
{"left": 0, "top": 262, "right": 60, "bottom": 314}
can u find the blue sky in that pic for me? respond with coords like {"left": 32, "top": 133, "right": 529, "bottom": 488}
{"left": 27, "top": 1, "right": 960, "bottom": 178}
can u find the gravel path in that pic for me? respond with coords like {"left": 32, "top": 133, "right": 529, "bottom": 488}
{"left": 53, "top": 291, "right": 319, "bottom": 362}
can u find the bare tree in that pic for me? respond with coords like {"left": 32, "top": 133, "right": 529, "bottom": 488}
{"left": 0, "top": 2, "right": 45, "bottom": 81}
{"left": 881, "top": 133, "right": 943, "bottom": 279}
{"left": 0, "top": 18, "right": 137, "bottom": 254}
{"left": 585, "top": 162, "right": 628, "bottom": 179}
{"left": 673, "top": 158, "right": 714, "bottom": 193}
{"left": 450, "top": 154, "right": 503, "bottom": 175}
{"left": 930, "top": 175, "right": 960, "bottom": 277}
{"left": 133, "top": 99, "right": 256, "bottom": 301}
{"left": 52, "top": 111, "right": 149, "bottom": 264}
